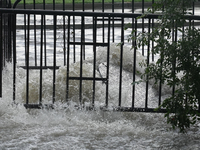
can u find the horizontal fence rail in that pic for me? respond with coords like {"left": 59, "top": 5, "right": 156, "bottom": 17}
{"left": 1, "top": 1, "right": 200, "bottom": 112}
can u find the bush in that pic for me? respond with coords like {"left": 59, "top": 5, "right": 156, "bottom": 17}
{"left": 129, "top": 0, "right": 200, "bottom": 132}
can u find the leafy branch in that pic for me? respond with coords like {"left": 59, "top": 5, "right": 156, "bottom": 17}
{"left": 128, "top": 0, "right": 200, "bottom": 132}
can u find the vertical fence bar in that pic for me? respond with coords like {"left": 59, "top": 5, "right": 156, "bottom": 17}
{"left": 0, "top": 12, "right": 2, "bottom": 98}
{"left": 66, "top": 15, "right": 70, "bottom": 102}
{"left": 151, "top": 0, "right": 154, "bottom": 62}
{"left": 105, "top": 16, "right": 111, "bottom": 107}
{"left": 13, "top": 12, "right": 16, "bottom": 102}
{"left": 43, "top": 24, "right": 47, "bottom": 67}
{"left": 158, "top": 24, "right": 166, "bottom": 107}
{"left": 82, "top": 0, "right": 85, "bottom": 61}
{"left": 33, "top": 0, "right": 37, "bottom": 66}
{"left": 39, "top": 14, "right": 44, "bottom": 105}
{"left": 173, "top": 21, "right": 178, "bottom": 95}
{"left": 53, "top": 15, "right": 57, "bottom": 104}
{"left": 3, "top": 12, "right": 5, "bottom": 67}
{"left": 112, "top": 0, "right": 114, "bottom": 42}
{"left": 63, "top": 0, "right": 66, "bottom": 66}
{"left": 145, "top": 18, "right": 151, "bottom": 109}
{"left": 43, "top": 18, "right": 47, "bottom": 66}
{"left": 73, "top": 0, "right": 76, "bottom": 63}
{"left": 38, "top": 0, "right": 45, "bottom": 104}
{"left": 131, "top": 0, "right": 137, "bottom": 110}
{"left": 158, "top": 66, "right": 163, "bottom": 105}
{"left": 26, "top": 14, "right": 30, "bottom": 105}
{"left": 170, "top": 19, "right": 176, "bottom": 105}
{"left": 118, "top": 17, "right": 124, "bottom": 107}
{"left": 132, "top": 0, "right": 135, "bottom": 13}
{"left": 12, "top": 0, "right": 19, "bottom": 102}
{"left": 3, "top": 2, "right": 7, "bottom": 62}
{"left": 23, "top": 0, "right": 26, "bottom": 8}
{"left": 142, "top": 0, "right": 144, "bottom": 56}
{"left": 82, "top": 0, "right": 84, "bottom": 11}
{"left": 122, "top": 0, "right": 124, "bottom": 13}
{"left": 102, "top": 0, "right": 105, "bottom": 43}
{"left": 42, "top": 0, "right": 47, "bottom": 66}
{"left": 79, "top": 16, "right": 84, "bottom": 106}
{"left": 192, "top": 0, "right": 195, "bottom": 27}
{"left": 23, "top": 0, "right": 27, "bottom": 65}
{"left": 92, "top": 0, "right": 94, "bottom": 11}
{"left": 82, "top": 3, "right": 85, "bottom": 60}
{"left": 171, "top": 19, "right": 175, "bottom": 103}
{"left": 4, "top": 12, "right": 7, "bottom": 63}
{"left": 7, "top": 11, "right": 12, "bottom": 62}
{"left": 132, "top": 18, "right": 137, "bottom": 109}
{"left": 157, "top": 3, "right": 165, "bottom": 106}
{"left": 53, "top": 0, "right": 55, "bottom": 10}
{"left": 92, "top": 16, "right": 97, "bottom": 106}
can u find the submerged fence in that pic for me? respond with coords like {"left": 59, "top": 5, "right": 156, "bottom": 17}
{"left": 1, "top": 0, "right": 200, "bottom": 112}
{"left": 0, "top": 0, "right": 13, "bottom": 98}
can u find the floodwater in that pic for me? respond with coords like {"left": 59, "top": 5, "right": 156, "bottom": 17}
{"left": 1, "top": 10, "right": 200, "bottom": 150}
{"left": 1, "top": 64, "right": 200, "bottom": 150}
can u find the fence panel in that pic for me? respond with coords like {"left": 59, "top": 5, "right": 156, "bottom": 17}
{"left": 0, "top": 8, "right": 165, "bottom": 111}
{"left": 1, "top": 1, "right": 200, "bottom": 112}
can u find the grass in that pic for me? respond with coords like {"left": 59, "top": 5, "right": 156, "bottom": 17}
{"left": 11, "top": 0, "right": 156, "bottom": 4}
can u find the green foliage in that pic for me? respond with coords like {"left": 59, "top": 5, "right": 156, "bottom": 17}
{"left": 128, "top": 0, "right": 200, "bottom": 132}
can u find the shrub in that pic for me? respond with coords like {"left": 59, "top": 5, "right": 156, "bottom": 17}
{"left": 129, "top": 0, "right": 200, "bottom": 132}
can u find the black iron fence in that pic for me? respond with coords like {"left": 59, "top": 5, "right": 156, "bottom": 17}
{"left": 0, "top": 0, "right": 13, "bottom": 98}
{"left": 1, "top": 0, "right": 200, "bottom": 112}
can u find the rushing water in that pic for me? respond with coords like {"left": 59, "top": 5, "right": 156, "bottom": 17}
{"left": 1, "top": 46, "right": 200, "bottom": 150}
{"left": 1, "top": 12, "right": 200, "bottom": 150}
{"left": 1, "top": 91, "right": 200, "bottom": 149}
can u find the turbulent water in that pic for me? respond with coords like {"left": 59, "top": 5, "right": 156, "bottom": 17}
{"left": 1, "top": 98, "right": 200, "bottom": 149}
{"left": 1, "top": 14, "right": 200, "bottom": 149}
{"left": 1, "top": 45, "right": 200, "bottom": 150}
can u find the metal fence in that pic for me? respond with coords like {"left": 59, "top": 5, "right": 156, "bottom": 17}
{"left": 0, "top": 0, "right": 13, "bottom": 98}
{"left": 0, "top": 0, "right": 200, "bottom": 112}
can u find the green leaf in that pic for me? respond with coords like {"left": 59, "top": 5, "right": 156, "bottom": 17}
{"left": 132, "top": 80, "right": 143, "bottom": 86}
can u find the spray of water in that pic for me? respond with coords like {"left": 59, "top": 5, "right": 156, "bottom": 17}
{"left": 0, "top": 44, "right": 200, "bottom": 149}
{"left": 12, "top": 43, "right": 162, "bottom": 108}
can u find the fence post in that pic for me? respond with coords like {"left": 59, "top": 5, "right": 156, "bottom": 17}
{"left": 0, "top": 0, "right": 12, "bottom": 98}
{"left": 0, "top": 1, "right": 2, "bottom": 97}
